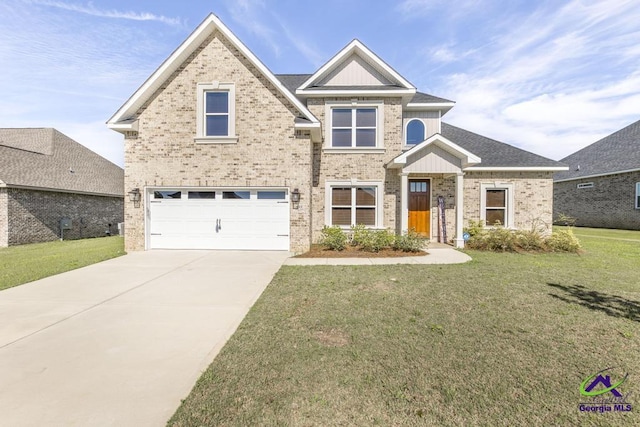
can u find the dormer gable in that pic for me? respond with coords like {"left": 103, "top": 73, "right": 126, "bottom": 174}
{"left": 296, "top": 40, "right": 416, "bottom": 99}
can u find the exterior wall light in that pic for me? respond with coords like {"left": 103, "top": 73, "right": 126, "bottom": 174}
{"left": 128, "top": 188, "right": 141, "bottom": 207}
{"left": 291, "top": 188, "right": 301, "bottom": 203}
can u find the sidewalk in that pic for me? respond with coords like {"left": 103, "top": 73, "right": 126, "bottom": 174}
{"left": 284, "top": 247, "right": 471, "bottom": 265}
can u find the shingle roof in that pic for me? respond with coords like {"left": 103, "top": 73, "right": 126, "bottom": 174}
{"left": 410, "top": 92, "right": 454, "bottom": 104}
{"left": 0, "top": 128, "right": 124, "bottom": 196}
{"left": 441, "top": 123, "right": 565, "bottom": 168}
{"left": 554, "top": 119, "right": 640, "bottom": 181}
{"left": 274, "top": 74, "right": 452, "bottom": 104}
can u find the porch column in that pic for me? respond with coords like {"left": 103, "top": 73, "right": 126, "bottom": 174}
{"left": 400, "top": 172, "right": 409, "bottom": 232}
{"left": 454, "top": 172, "right": 465, "bottom": 248}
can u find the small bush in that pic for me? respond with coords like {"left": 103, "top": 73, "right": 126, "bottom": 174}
{"left": 393, "top": 229, "right": 427, "bottom": 252}
{"left": 547, "top": 229, "right": 581, "bottom": 253}
{"left": 359, "top": 229, "right": 396, "bottom": 253}
{"left": 465, "top": 220, "right": 485, "bottom": 238}
{"left": 515, "top": 230, "right": 547, "bottom": 251}
{"left": 320, "top": 226, "right": 348, "bottom": 251}
{"left": 349, "top": 224, "right": 369, "bottom": 247}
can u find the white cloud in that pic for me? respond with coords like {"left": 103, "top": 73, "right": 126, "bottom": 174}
{"left": 25, "top": 0, "right": 184, "bottom": 27}
{"left": 225, "top": 0, "right": 281, "bottom": 57}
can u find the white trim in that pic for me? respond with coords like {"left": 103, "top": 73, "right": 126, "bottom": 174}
{"left": 404, "top": 118, "right": 426, "bottom": 146}
{"left": 479, "top": 182, "right": 515, "bottom": 228}
{"left": 108, "top": 14, "right": 319, "bottom": 132}
{"left": 323, "top": 148, "right": 386, "bottom": 154}
{"left": 298, "top": 39, "right": 415, "bottom": 91}
{"left": 324, "top": 180, "right": 384, "bottom": 228}
{"left": 554, "top": 167, "right": 640, "bottom": 182}
{"left": 465, "top": 166, "right": 568, "bottom": 172}
{"left": 389, "top": 133, "right": 481, "bottom": 168}
{"left": 636, "top": 182, "right": 640, "bottom": 209}
{"left": 454, "top": 173, "right": 464, "bottom": 248}
{"left": 297, "top": 89, "right": 416, "bottom": 97}
{"left": 325, "top": 100, "right": 384, "bottom": 149}
{"left": 196, "top": 82, "right": 236, "bottom": 141}
{"left": 400, "top": 173, "right": 409, "bottom": 233}
{"left": 405, "top": 102, "right": 455, "bottom": 112}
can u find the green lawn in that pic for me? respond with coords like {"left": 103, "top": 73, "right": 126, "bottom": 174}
{"left": 0, "top": 236, "right": 125, "bottom": 290}
{"left": 170, "top": 229, "right": 640, "bottom": 426}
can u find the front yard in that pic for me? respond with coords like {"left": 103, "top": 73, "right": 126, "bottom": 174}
{"left": 0, "top": 236, "right": 125, "bottom": 290}
{"left": 170, "top": 227, "right": 640, "bottom": 426}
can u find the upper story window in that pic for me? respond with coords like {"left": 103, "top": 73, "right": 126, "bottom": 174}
{"left": 195, "top": 82, "right": 237, "bottom": 144}
{"left": 406, "top": 119, "right": 425, "bottom": 145}
{"left": 325, "top": 101, "right": 384, "bottom": 150}
{"left": 332, "top": 108, "right": 376, "bottom": 147}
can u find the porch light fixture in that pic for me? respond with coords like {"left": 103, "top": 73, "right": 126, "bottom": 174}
{"left": 291, "top": 188, "right": 301, "bottom": 203}
{"left": 128, "top": 188, "right": 141, "bottom": 207}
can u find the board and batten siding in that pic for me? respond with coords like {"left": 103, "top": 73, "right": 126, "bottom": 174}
{"left": 318, "top": 54, "right": 392, "bottom": 86}
{"left": 404, "top": 145, "right": 462, "bottom": 173}
{"left": 403, "top": 111, "right": 439, "bottom": 143}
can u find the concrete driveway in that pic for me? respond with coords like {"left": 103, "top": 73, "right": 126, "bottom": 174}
{"left": 0, "top": 250, "right": 289, "bottom": 427}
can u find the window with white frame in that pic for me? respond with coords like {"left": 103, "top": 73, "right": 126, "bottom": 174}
{"left": 326, "top": 183, "right": 382, "bottom": 227}
{"left": 636, "top": 182, "right": 640, "bottom": 209}
{"left": 195, "top": 82, "right": 236, "bottom": 143}
{"left": 326, "top": 101, "right": 383, "bottom": 149}
{"left": 405, "top": 119, "right": 425, "bottom": 145}
{"left": 480, "top": 183, "right": 515, "bottom": 227}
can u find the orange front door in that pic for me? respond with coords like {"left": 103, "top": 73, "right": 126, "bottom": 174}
{"left": 408, "top": 179, "right": 430, "bottom": 237}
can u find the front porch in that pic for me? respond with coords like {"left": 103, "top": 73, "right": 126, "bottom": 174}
{"left": 387, "top": 133, "right": 482, "bottom": 248}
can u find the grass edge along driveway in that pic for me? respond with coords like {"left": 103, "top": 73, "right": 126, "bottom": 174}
{"left": 0, "top": 236, "right": 125, "bottom": 291}
{"left": 170, "top": 227, "right": 640, "bottom": 426}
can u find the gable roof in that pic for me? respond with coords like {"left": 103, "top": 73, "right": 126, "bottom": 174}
{"left": 0, "top": 128, "right": 123, "bottom": 197}
{"left": 296, "top": 39, "right": 416, "bottom": 97}
{"left": 388, "top": 133, "right": 481, "bottom": 169}
{"left": 107, "top": 13, "right": 319, "bottom": 132}
{"left": 441, "top": 123, "right": 567, "bottom": 170}
{"left": 554, "top": 118, "right": 640, "bottom": 181}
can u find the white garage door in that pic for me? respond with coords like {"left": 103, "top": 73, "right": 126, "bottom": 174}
{"left": 148, "top": 188, "right": 290, "bottom": 250}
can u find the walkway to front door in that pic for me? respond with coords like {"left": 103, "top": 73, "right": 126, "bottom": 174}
{"left": 408, "top": 179, "right": 430, "bottom": 237}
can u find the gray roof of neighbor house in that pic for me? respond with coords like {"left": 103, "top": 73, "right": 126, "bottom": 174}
{"left": 441, "top": 123, "right": 565, "bottom": 168}
{"left": 0, "top": 128, "right": 124, "bottom": 197}
{"left": 274, "top": 74, "right": 453, "bottom": 104}
{"left": 554, "top": 119, "right": 640, "bottom": 181}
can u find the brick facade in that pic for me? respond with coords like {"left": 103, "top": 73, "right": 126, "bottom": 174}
{"left": 554, "top": 171, "right": 640, "bottom": 230}
{"left": 2, "top": 188, "right": 123, "bottom": 246}
{"left": 464, "top": 171, "right": 555, "bottom": 233}
{"left": 123, "top": 31, "right": 312, "bottom": 252}
{"left": 307, "top": 97, "right": 403, "bottom": 243}
{"left": 0, "top": 188, "right": 7, "bottom": 247}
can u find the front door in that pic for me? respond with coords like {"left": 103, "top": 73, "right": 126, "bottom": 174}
{"left": 408, "top": 179, "right": 430, "bottom": 237}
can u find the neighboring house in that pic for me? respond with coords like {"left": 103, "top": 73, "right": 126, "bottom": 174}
{"left": 554, "top": 119, "right": 640, "bottom": 230}
{"left": 107, "top": 14, "right": 566, "bottom": 253}
{"left": 0, "top": 128, "right": 124, "bottom": 247}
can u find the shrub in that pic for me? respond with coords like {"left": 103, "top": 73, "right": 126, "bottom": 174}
{"left": 359, "top": 229, "right": 396, "bottom": 253}
{"left": 320, "top": 226, "right": 348, "bottom": 251}
{"left": 465, "top": 220, "right": 485, "bottom": 238}
{"left": 482, "top": 226, "right": 518, "bottom": 252}
{"left": 393, "top": 229, "right": 427, "bottom": 252}
{"left": 349, "top": 224, "right": 369, "bottom": 247}
{"left": 546, "top": 229, "right": 581, "bottom": 253}
{"left": 515, "top": 229, "right": 547, "bottom": 252}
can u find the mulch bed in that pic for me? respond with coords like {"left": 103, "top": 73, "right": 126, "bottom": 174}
{"left": 295, "top": 244, "right": 428, "bottom": 258}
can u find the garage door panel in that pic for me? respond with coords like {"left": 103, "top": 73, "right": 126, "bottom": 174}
{"left": 148, "top": 188, "right": 289, "bottom": 250}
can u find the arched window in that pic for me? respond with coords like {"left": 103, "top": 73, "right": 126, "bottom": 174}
{"left": 406, "top": 119, "right": 425, "bottom": 145}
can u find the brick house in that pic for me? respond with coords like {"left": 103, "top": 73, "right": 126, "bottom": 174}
{"left": 554, "top": 119, "right": 640, "bottom": 229}
{"left": 0, "top": 128, "right": 124, "bottom": 246}
{"left": 108, "top": 14, "right": 566, "bottom": 253}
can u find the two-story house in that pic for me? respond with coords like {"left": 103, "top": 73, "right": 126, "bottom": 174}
{"left": 108, "top": 14, "right": 567, "bottom": 253}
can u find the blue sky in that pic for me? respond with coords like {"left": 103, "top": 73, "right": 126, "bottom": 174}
{"left": 1, "top": 0, "right": 639, "bottom": 167}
